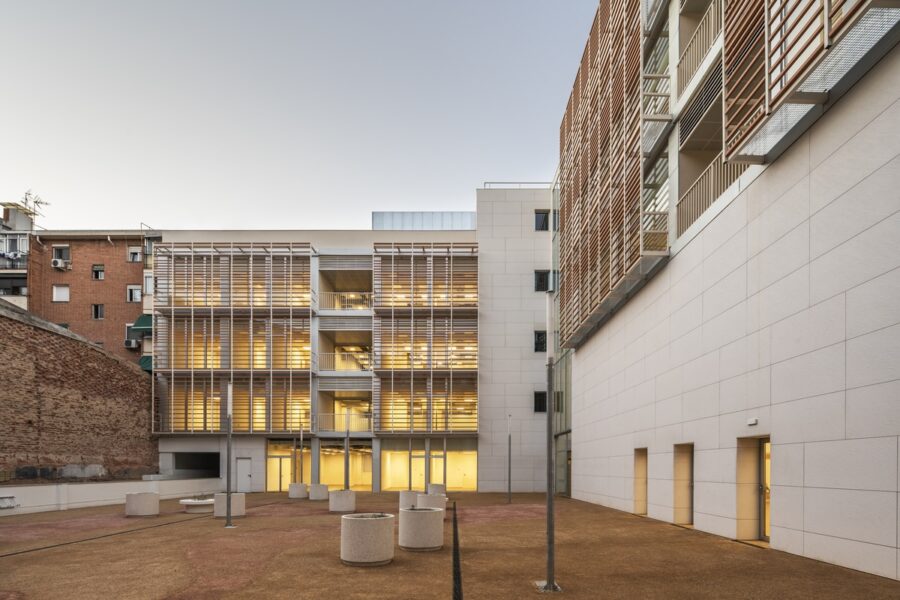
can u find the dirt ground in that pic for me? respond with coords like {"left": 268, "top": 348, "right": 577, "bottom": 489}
{"left": 1, "top": 492, "right": 899, "bottom": 599}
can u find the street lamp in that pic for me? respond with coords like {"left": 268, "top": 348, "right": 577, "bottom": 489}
{"left": 225, "top": 382, "right": 236, "bottom": 529}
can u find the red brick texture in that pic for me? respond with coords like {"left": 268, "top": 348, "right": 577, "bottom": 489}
{"left": 0, "top": 302, "right": 156, "bottom": 482}
{"left": 28, "top": 236, "right": 145, "bottom": 363}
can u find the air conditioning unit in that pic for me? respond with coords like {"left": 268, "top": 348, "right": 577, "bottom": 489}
{"left": 124, "top": 339, "right": 140, "bottom": 349}
{"left": 50, "top": 258, "right": 68, "bottom": 269}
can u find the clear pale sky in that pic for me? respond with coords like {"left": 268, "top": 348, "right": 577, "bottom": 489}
{"left": 0, "top": 1, "right": 597, "bottom": 230}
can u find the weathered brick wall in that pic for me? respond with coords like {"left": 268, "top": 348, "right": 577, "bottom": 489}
{"left": 0, "top": 301, "right": 156, "bottom": 482}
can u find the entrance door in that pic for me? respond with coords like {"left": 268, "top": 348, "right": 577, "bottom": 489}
{"left": 759, "top": 438, "right": 771, "bottom": 541}
{"left": 410, "top": 452, "right": 426, "bottom": 491}
{"left": 236, "top": 457, "right": 252, "bottom": 493}
{"left": 674, "top": 444, "right": 694, "bottom": 525}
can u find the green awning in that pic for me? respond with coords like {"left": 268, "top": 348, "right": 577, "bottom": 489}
{"left": 132, "top": 314, "right": 153, "bottom": 333}
{"left": 139, "top": 355, "right": 153, "bottom": 372}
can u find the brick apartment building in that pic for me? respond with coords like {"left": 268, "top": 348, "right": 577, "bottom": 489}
{"left": 28, "top": 231, "right": 148, "bottom": 363}
{"left": 0, "top": 298, "right": 156, "bottom": 482}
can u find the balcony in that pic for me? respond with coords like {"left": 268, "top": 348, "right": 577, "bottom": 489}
{"left": 374, "top": 350, "right": 477, "bottom": 371}
{"left": 678, "top": 0, "right": 723, "bottom": 97}
{"left": 316, "top": 412, "right": 373, "bottom": 433}
{"left": 375, "top": 411, "right": 478, "bottom": 434}
{"left": 677, "top": 151, "right": 748, "bottom": 235}
{"left": 317, "top": 351, "right": 373, "bottom": 372}
{"left": 319, "top": 292, "right": 372, "bottom": 311}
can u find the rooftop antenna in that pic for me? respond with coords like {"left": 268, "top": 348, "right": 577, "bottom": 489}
{"left": 22, "top": 190, "right": 50, "bottom": 231}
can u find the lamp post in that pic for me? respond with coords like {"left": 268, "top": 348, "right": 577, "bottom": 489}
{"left": 507, "top": 414, "right": 512, "bottom": 504}
{"left": 540, "top": 357, "right": 560, "bottom": 591}
{"left": 225, "top": 382, "right": 236, "bottom": 529}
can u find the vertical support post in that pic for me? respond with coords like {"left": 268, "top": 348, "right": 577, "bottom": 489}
{"left": 225, "top": 382, "right": 236, "bottom": 529}
{"left": 507, "top": 414, "right": 512, "bottom": 504}
{"left": 299, "top": 428, "right": 304, "bottom": 484}
{"left": 344, "top": 410, "right": 350, "bottom": 491}
{"left": 540, "top": 358, "right": 559, "bottom": 591}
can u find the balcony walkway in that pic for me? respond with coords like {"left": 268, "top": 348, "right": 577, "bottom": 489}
{"left": 2, "top": 493, "right": 898, "bottom": 598}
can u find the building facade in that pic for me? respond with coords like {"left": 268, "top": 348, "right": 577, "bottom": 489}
{"left": 0, "top": 202, "right": 34, "bottom": 310}
{"left": 27, "top": 231, "right": 149, "bottom": 364}
{"left": 557, "top": 0, "right": 900, "bottom": 580}
{"left": 150, "top": 228, "right": 479, "bottom": 492}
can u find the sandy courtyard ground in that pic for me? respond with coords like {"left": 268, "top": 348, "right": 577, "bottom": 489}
{"left": 1, "top": 492, "right": 899, "bottom": 599}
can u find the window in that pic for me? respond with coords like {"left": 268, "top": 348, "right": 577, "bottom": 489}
{"left": 126, "top": 284, "right": 142, "bottom": 303}
{"left": 534, "top": 391, "right": 547, "bottom": 413}
{"left": 144, "top": 273, "right": 154, "bottom": 295}
{"left": 52, "top": 246, "right": 70, "bottom": 261}
{"left": 535, "top": 209, "right": 550, "bottom": 231}
{"left": 127, "top": 246, "right": 142, "bottom": 262}
{"left": 92, "top": 304, "right": 104, "bottom": 320}
{"left": 534, "top": 330, "right": 547, "bottom": 352}
{"left": 534, "top": 270, "right": 550, "bottom": 292}
{"left": 125, "top": 323, "right": 135, "bottom": 340}
{"left": 552, "top": 208, "right": 560, "bottom": 232}
{"left": 52, "top": 284, "right": 70, "bottom": 302}
{"left": 7, "top": 237, "right": 18, "bottom": 253}
{"left": 92, "top": 264, "right": 105, "bottom": 280}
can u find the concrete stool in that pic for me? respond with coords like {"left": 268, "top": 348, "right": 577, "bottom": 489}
{"left": 180, "top": 498, "right": 214, "bottom": 513}
{"left": 399, "top": 490, "right": 419, "bottom": 511}
{"left": 399, "top": 507, "right": 444, "bottom": 551}
{"left": 427, "top": 483, "right": 446, "bottom": 496}
{"left": 288, "top": 483, "right": 308, "bottom": 499}
{"left": 125, "top": 492, "right": 159, "bottom": 517}
{"left": 329, "top": 490, "right": 356, "bottom": 513}
{"left": 309, "top": 484, "right": 329, "bottom": 501}
{"left": 417, "top": 493, "right": 448, "bottom": 520}
{"left": 340, "top": 513, "right": 395, "bottom": 566}
{"left": 214, "top": 493, "right": 246, "bottom": 518}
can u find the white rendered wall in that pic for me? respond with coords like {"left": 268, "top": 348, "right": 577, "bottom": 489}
{"left": 477, "top": 188, "right": 553, "bottom": 492}
{"left": 571, "top": 46, "right": 900, "bottom": 579}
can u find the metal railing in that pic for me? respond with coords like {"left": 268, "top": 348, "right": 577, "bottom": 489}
{"left": 317, "top": 352, "right": 373, "bottom": 372}
{"left": 678, "top": 0, "right": 723, "bottom": 96}
{"left": 316, "top": 412, "right": 373, "bottom": 433}
{"left": 319, "top": 291, "right": 373, "bottom": 310}
{"left": 375, "top": 412, "right": 478, "bottom": 433}
{"left": 677, "top": 151, "right": 748, "bottom": 235}
{"left": 374, "top": 351, "right": 477, "bottom": 371}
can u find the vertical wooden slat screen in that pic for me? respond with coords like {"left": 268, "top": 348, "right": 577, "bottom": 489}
{"left": 723, "top": 0, "right": 767, "bottom": 157}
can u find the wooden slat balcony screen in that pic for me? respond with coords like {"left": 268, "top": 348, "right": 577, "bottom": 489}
{"left": 559, "top": 0, "right": 669, "bottom": 348}
{"left": 375, "top": 375, "right": 477, "bottom": 433}
{"left": 724, "top": 0, "right": 875, "bottom": 159}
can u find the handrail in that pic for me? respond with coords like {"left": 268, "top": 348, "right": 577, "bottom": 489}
{"left": 319, "top": 291, "right": 372, "bottom": 310}
{"left": 677, "top": 151, "right": 748, "bottom": 235}
{"left": 678, "top": 0, "right": 723, "bottom": 96}
{"left": 374, "top": 411, "right": 478, "bottom": 433}
{"left": 316, "top": 412, "right": 373, "bottom": 433}
{"left": 318, "top": 352, "right": 373, "bottom": 371}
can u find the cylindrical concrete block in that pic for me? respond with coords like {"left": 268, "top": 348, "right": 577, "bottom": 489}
{"left": 427, "top": 483, "right": 446, "bottom": 496}
{"left": 416, "top": 493, "right": 448, "bottom": 520}
{"left": 329, "top": 490, "right": 356, "bottom": 513}
{"left": 340, "top": 513, "right": 395, "bottom": 566}
{"left": 214, "top": 493, "right": 246, "bottom": 518}
{"left": 399, "top": 490, "right": 419, "bottom": 511}
{"left": 309, "top": 484, "right": 329, "bottom": 501}
{"left": 289, "top": 483, "right": 309, "bottom": 499}
{"left": 125, "top": 492, "right": 159, "bottom": 517}
{"left": 399, "top": 507, "right": 444, "bottom": 551}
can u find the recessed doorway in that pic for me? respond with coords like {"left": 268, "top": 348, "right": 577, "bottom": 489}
{"left": 673, "top": 444, "right": 694, "bottom": 525}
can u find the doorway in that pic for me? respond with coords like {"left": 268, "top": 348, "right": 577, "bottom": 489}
{"left": 759, "top": 438, "right": 771, "bottom": 541}
{"left": 673, "top": 444, "right": 693, "bottom": 525}
{"left": 236, "top": 457, "right": 252, "bottom": 493}
{"left": 634, "top": 448, "right": 648, "bottom": 515}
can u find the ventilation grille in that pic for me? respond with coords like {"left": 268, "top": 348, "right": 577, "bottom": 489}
{"left": 318, "top": 316, "right": 372, "bottom": 330}
{"left": 318, "top": 255, "right": 372, "bottom": 270}
{"left": 317, "top": 377, "right": 373, "bottom": 391}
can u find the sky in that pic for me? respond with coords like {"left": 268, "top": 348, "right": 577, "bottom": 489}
{"left": 0, "top": 1, "right": 597, "bottom": 230}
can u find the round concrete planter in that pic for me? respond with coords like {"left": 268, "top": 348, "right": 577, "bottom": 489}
{"left": 329, "top": 490, "right": 356, "bottom": 513}
{"left": 180, "top": 498, "right": 214, "bottom": 513}
{"left": 340, "top": 513, "right": 395, "bottom": 566}
{"left": 214, "top": 493, "right": 246, "bottom": 518}
{"left": 416, "top": 493, "right": 448, "bottom": 520}
{"left": 125, "top": 492, "right": 159, "bottom": 517}
{"left": 427, "top": 483, "right": 446, "bottom": 496}
{"left": 288, "top": 483, "right": 309, "bottom": 499}
{"left": 309, "top": 484, "right": 330, "bottom": 501}
{"left": 399, "top": 507, "right": 444, "bottom": 552}
{"left": 399, "top": 490, "right": 419, "bottom": 511}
